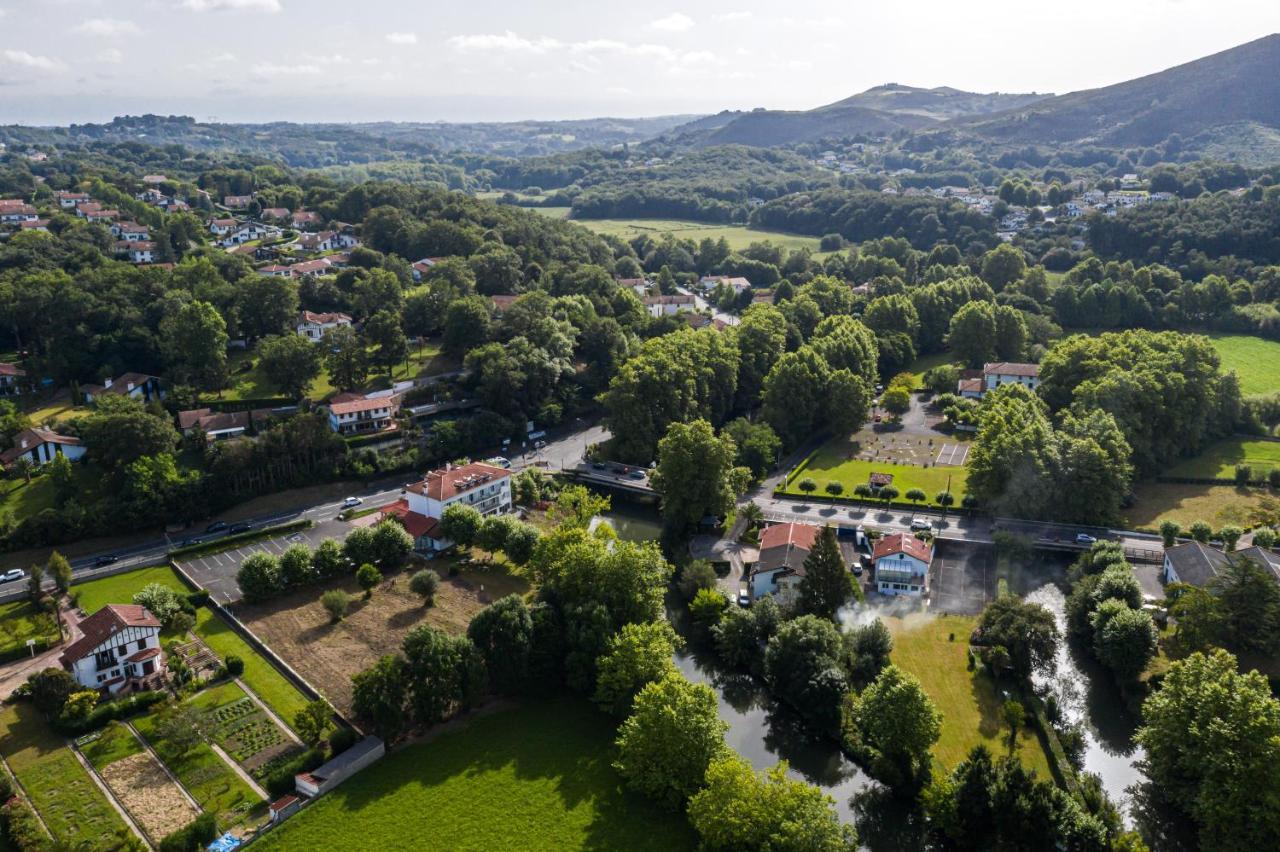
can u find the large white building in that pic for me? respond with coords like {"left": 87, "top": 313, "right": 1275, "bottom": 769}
{"left": 873, "top": 533, "right": 933, "bottom": 596}
{"left": 325, "top": 392, "right": 401, "bottom": 436}
{"left": 296, "top": 310, "right": 352, "bottom": 342}
{"left": 380, "top": 462, "right": 513, "bottom": 551}
{"left": 60, "top": 604, "right": 167, "bottom": 695}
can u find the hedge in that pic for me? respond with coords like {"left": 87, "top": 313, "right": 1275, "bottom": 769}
{"left": 264, "top": 747, "right": 325, "bottom": 798}
{"left": 55, "top": 690, "right": 167, "bottom": 736}
{"left": 169, "top": 520, "right": 312, "bottom": 559}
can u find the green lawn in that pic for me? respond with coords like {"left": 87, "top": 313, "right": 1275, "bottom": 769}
{"left": 573, "top": 218, "right": 826, "bottom": 255}
{"left": 72, "top": 564, "right": 189, "bottom": 616}
{"left": 1125, "top": 481, "right": 1279, "bottom": 531}
{"left": 0, "top": 599, "right": 61, "bottom": 659}
{"left": 79, "top": 721, "right": 144, "bottom": 770}
{"left": 133, "top": 706, "right": 264, "bottom": 826}
{"left": 886, "top": 615, "right": 1052, "bottom": 777}
{"left": 1166, "top": 436, "right": 1280, "bottom": 479}
{"left": 254, "top": 699, "right": 697, "bottom": 851}
{"left": 0, "top": 704, "right": 129, "bottom": 848}
{"left": 784, "top": 451, "right": 969, "bottom": 505}
{"left": 1208, "top": 333, "right": 1280, "bottom": 397}
{"left": 193, "top": 607, "right": 310, "bottom": 731}
{"left": 903, "top": 351, "right": 957, "bottom": 389}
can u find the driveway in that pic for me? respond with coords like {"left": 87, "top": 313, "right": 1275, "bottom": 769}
{"left": 0, "top": 603, "right": 83, "bottom": 701}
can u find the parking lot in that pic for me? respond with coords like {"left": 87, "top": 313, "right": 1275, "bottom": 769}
{"left": 178, "top": 517, "right": 348, "bottom": 604}
{"left": 928, "top": 540, "right": 994, "bottom": 615}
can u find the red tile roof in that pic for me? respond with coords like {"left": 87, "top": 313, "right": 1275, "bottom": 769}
{"left": 872, "top": 532, "right": 933, "bottom": 564}
{"left": 759, "top": 522, "right": 820, "bottom": 552}
{"left": 327, "top": 394, "right": 400, "bottom": 416}
{"left": 405, "top": 462, "right": 511, "bottom": 502}
{"left": 490, "top": 295, "right": 519, "bottom": 312}
{"left": 0, "top": 363, "right": 26, "bottom": 378}
{"left": 60, "top": 604, "right": 160, "bottom": 666}
{"left": 1, "top": 427, "right": 81, "bottom": 465}
{"left": 299, "top": 310, "right": 351, "bottom": 325}
{"left": 379, "top": 500, "right": 442, "bottom": 539}
{"left": 983, "top": 362, "right": 1039, "bottom": 378}
{"left": 957, "top": 378, "right": 983, "bottom": 393}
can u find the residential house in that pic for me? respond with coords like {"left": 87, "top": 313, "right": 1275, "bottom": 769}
{"left": 177, "top": 408, "right": 274, "bottom": 442}
{"left": 258, "top": 264, "right": 295, "bottom": 278}
{"left": 294, "top": 737, "right": 384, "bottom": 798}
{"left": 983, "top": 362, "right": 1040, "bottom": 393}
{"left": 0, "top": 363, "right": 26, "bottom": 396}
{"left": 142, "top": 174, "right": 168, "bottom": 185}
{"left": 296, "top": 310, "right": 352, "bottom": 341}
{"left": 490, "top": 294, "right": 519, "bottom": 314}
{"left": 54, "top": 191, "right": 90, "bottom": 209}
{"left": 411, "top": 257, "right": 443, "bottom": 282}
{"left": 957, "top": 378, "right": 984, "bottom": 399}
{"left": 114, "top": 240, "right": 157, "bottom": 264}
{"left": 290, "top": 258, "right": 338, "bottom": 278}
{"left": 616, "top": 277, "right": 648, "bottom": 297}
{"left": 60, "top": 604, "right": 167, "bottom": 695}
{"left": 83, "top": 208, "right": 120, "bottom": 224}
{"left": 224, "top": 194, "right": 254, "bottom": 209}
{"left": 219, "top": 221, "right": 279, "bottom": 248}
{"left": 324, "top": 392, "right": 401, "bottom": 436}
{"left": 1, "top": 427, "right": 86, "bottom": 469}
{"left": 291, "top": 210, "right": 322, "bottom": 230}
{"left": 82, "top": 373, "right": 164, "bottom": 404}
{"left": 261, "top": 207, "right": 291, "bottom": 221}
{"left": 1162, "top": 540, "right": 1233, "bottom": 586}
{"left": 209, "top": 218, "right": 238, "bottom": 236}
{"left": 643, "top": 294, "right": 696, "bottom": 317}
{"left": 74, "top": 202, "right": 102, "bottom": 218}
{"left": 0, "top": 204, "right": 38, "bottom": 224}
{"left": 748, "top": 522, "right": 821, "bottom": 603}
{"left": 112, "top": 222, "right": 150, "bottom": 241}
{"left": 18, "top": 219, "right": 49, "bottom": 232}
{"left": 1232, "top": 544, "right": 1280, "bottom": 583}
{"left": 379, "top": 461, "right": 514, "bottom": 551}
{"left": 872, "top": 533, "right": 933, "bottom": 596}
{"left": 700, "top": 275, "right": 751, "bottom": 294}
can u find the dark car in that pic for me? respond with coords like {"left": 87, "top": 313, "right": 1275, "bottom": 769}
{"left": 591, "top": 462, "right": 606, "bottom": 471}
{"left": 181, "top": 537, "right": 203, "bottom": 547}
{"left": 228, "top": 522, "right": 252, "bottom": 534}
{"left": 94, "top": 555, "right": 119, "bottom": 567}
{"left": 205, "top": 521, "right": 228, "bottom": 534}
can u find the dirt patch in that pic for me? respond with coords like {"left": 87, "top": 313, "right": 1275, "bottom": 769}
{"left": 100, "top": 752, "right": 199, "bottom": 842}
{"left": 233, "top": 562, "right": 528, "bottom": 715}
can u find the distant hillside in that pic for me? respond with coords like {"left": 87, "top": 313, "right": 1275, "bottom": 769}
{"left": 959, "top": 34, "right": 1280, "bottom": 146}
{"left": 665, "top": 85, "right": 1046, "bottom": 148}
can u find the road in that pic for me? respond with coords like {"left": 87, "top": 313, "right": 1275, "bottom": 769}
{"left": 677, "top": 286, "right": 740, "bottom": 327}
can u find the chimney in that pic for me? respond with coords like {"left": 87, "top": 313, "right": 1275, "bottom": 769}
{"left": 103, "top": 377, "right": 113, "bottom": 389}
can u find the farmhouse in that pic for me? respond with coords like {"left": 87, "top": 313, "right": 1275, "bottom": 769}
{"left": 83, "top": 373, "right": 164, "bottom": 404}
{"left": 209, "top": 218, "right": 238, "bottom": 236}
{"left": 54, "top": 191, "right": 90, "bottom": 208}
{"left": 324, "top": 392, "right": 401, "bottom": 436}
{"left": 983, "top": 362, "right": 1040, "bottom": 393}
{"left": 748, "top": 522, "right": 821, "bottom": 603}
{"left": 60, "top": 604, "right": 167, "bottom": 695}
{"left": 114, "top": 240, "right": 157, "bottom": 264}
{"left": 296, "top": 310, "right": 352, "bottom": 341}
{"left": 1, "top": 427, "right": 85, "bottom": 469}
{"left": 380, "top": 462, "right": 513, "bottom": 552}
{"left": 872, "top": 532, "right": 933, "bottom": 596}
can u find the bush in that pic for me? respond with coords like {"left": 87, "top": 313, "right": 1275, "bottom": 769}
{"left": 3, "top": 798, "right": 46, "bottom": 850}
{"left": 356, "top": 563, "right": 382, "bottom": 599}
{"left": 225, "top": 655, "right": 245, "bottom": 677}
{"left": 56, "top": 690, "right": 166, "bottom": 735}
{"left": 1235, "top": 464, "right": 1252, "bottom": 485}
{"left": 409, "top": 569, "right": 440, "bottom": 606}
{"left": 186, "top": 591, "right": 210, "bottom": 608}
{"left": 328, "top": 725, "right": 359, "bottom": 755}
{"left": 264, "top": 747, "right": 326, "bottom": 798}
{"left": 677, "top": 560, "right": 717, "bottom": 601}
{"left": 321, "top": 589, "right": 350, "bottom": 622}
{"left": 168, "top": 611, "right": 195, "bottom": 635}
{"left": 159, "top": 811, "right": 217, "bottom": 852}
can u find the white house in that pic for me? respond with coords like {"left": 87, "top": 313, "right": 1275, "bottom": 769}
{"left": 54, "top": 191, "right": 91, "bottom": 209}
{"left": 220, "top": 221, "right": 279, "bottom": 248}
{"left": 1, "top": 427, "right": 86, "bottom": 469}
{"left": 296, "top": 310, "right": 352, "bottom": 341}
{"left": 60, "top": 604, "right": 167, "bottom": 695}
{"left": 616, "top": 277, "right": 648, "bottom": 297}
{"left": 224, "top": 194, "right": 254, "bottom": 209}
{"left": 112, "top": 222, "right": 150, "bottom": 241}
{"left": 872, "top": 533, "right": 933, "bottom": 596}
{"left": 324, "top": 392, "right": 401, "bottom": 436}
{"left": 1162, "top": 541, "right": 1231, "bottom": 586}
{"left": 748, "top": 522, "right": 821, "bottom": 603}
{"left": 643, "top": 294, "right": 696, "bottom": 317}
{"left": 379, "top": 462, "right": 513, "bottom": 552}
{"left": 982, "top": 362, "right": 1040, "bottom": 393}
{"left": 82, "top": 373, "right": 164, "bottom": 404}
{"left": 114, "top": 240, "right": 156, "bottom": 264}
{"left": 0, "top": 204, "right": 38, "bottom": 224}
{"left": 700, "top": 275, "right": 751, "bottom": 294}
{"left": 411, "top": 258, "right": 442, "bottom": 282}
{"left": 0, "top": 363, "right": 27, "bottom": 396}
{"left": 209, "top": 218, "right": 238, "bottom": 236}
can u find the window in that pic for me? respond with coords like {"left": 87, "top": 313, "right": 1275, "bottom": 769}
{"left": 137, "top": 639, "right": 147, "bottom": 652}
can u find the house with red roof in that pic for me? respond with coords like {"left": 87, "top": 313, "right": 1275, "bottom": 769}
{"left": 379, "top": 462, "right": 513, "bottom": 552}
{"left": 749, "top": 522, "right": 821, "bottom": 602}
{"left": 324, "top": 392, "right": 401, "bottom": 436}
{"left": 82, "top": 373, "right": 164, "bottom": 404}
{"left": 872, "top": 533, "right": 933, "bottom": 596}
{"left": 60, "top": 604, "right": 167, "bottom": 695}
{"left": 1, "top": 427, "right": 85, "bottom": 469}
{"left": 296, "top": 310, "right": 352, "bottom": 341}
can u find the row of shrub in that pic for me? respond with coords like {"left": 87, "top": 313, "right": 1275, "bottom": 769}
{"left": 158, "top": 812, "right": 216, "bottom": 852}
{"left": 55, "top": 689, "right": 167, "bottom": 736}
{"left": 0, "top": 768, "right": 47, "bottom": 851}
{"left": 236, "top": 519, "right": 414, "bottom": 603}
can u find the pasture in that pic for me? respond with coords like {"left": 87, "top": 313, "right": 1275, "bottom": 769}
{"left": 1208, "top": 334, "right": 1280, "bottom": 397}
{"left": 572, "top": 218, "right": 826, "bottom": 254}
{"left": 1166, "top": 436, "right": 1280, "bottom": 480}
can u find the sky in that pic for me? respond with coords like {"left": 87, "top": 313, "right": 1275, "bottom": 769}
{"left": 0, "top": 0, "right": 1278, "bottom": 125}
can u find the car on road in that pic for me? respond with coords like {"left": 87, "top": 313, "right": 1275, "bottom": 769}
{"left": 533, "top": 439, "right": 546, "bottom": 449}
{"left": 737, "top": 587, "right": 751, "bottom": 607}
{"left": 205, "top": 521, "right": 228, "bottom": 534}
{"left": 342, "top": 496, "right": 363, "bottom": 509}
{"left": 591, "top": 462, "right": 606, "bottom": 471}
{"left": 94, "top": 555, "right": 119, "bottom": 567}
{"left": 628, "top": 470, "right": 646, "bottom": 480}
{"left": 1075, "top": 533, "right": 1098, "bottom": 545}
{"left": 0, "top": 568, "right": 26, "bottom": 584}
{"left": 486, "top": 456, "right": 511, "bottom": 469}
{"left": 228, "top": 522, "right": 252, "bottom": 534}
{"left": 910, "top": 519, "right": 933, "bottom": 532}
{"left": 181, "top": 537, "right": 203, "bottom": 547}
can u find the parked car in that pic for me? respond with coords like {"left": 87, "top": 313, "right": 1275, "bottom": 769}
{"left": 342, "top": 496, "right": 363, "bottom": 509}
{"left": 181, "top": 537, "right": 203, "bottom": 547}
{"left": 852, "top": 563, "right": 864, "bottom": 577}
{"left": 94, "top": 555, "right": 119, "bottom": 567}
{"left": 534, "top": 439, "right": 546, "bottom": 449}
{"left": 487, "top": 456, "right": 511, "bottom": 469}
{"left": 737, "top": 587, "right": 751, "bottom": 607}
{"left": 910, "top": 519, "right": 932, "bottom": 532}
{"left": 228, "top": 522, "right": 252, "bottom": 534}
{"left": 1075, "top": 533, "right": 1098, "bottom": 545}
{"left": 205, "top": 521, "right": 228, "bottom": 534}
{"left": 0, "top": 568, "right": 26, "bottom": 584}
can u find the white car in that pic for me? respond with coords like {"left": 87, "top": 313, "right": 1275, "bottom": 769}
{"left": 342, "top": 497, "right": 363, "bottom": 509}
{"left": 910, "top": 519, "right": 933, "bottom": 532}
{"left": 0, "top": 568, "right": 26, "bottom": 584}
{"left": 737, "top": 587, "right": 751, "bottom": 607}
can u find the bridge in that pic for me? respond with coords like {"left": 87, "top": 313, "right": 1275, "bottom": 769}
{"left": 557, "top": 463, "right": 656, "bottom": 496}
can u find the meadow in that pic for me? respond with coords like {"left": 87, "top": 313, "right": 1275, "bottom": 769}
{"left": 1207, "top": 333, "right": 1280, "bottom": 396}
{"left": 1165, "top": 436, "right": 1280, "bottom": 479}
{"left": 570, "top": 218, "right": 826, "bottom": 254}
{"left": 253, "top": 699, "right": 696, "bottom": 851}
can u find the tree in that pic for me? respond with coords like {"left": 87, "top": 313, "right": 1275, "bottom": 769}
{"left": 1136, "top": 649, "right": 1280, "bottom": 850}
{"left": 765, "top": 615, "right": 849, "bottom": 736}
{"left": 879, "top": 484, "right": 899, "bottom": 507}
{"left": 78, "top": 397, "right": 180, "bottom": 470}
{"left": 11, "top": 456, "right": 33, "bottom": 486}
{"left": 351, "top": 654, "right": 410, "bottom": 741}
{"left": 688, "top": 755, "right": 857, "bottom": 851}
{"left": 467, "top": 595, "right": 534, "bottom": 696}
{"left": 980, "top": 244, "right": 1027, "bottom": 290}
{"left": 321, "top": 589, "right": 350, "bottom": 622}
{"left": 442, "top": 296, "right": 492, "bottom": 355}
{"left": 293, "top": 700, "right": 333, "bottom": 747}
{"left": 355, "top": 563, "right": 382, "bottom": 599}
{"left": 976, "top": 595, "right": 1059, "bottom": 680}
{"left": 722, "top": 418, "right": 781, "bottom": 480}
{"left": 689, "top": 588, "right": 728, "bottom": 628}
{"left": 1160, "top": 520, "right": 1181, "bottom": 548}
{"left": 401, "top": 626, "right": 485, "bottom": 725}
{"left": 237, "top": 552, "right": 282, "bottom": 603}
{"left": 1209, "top": 557, "right": 1280, "bottom": 655}
{"left": 923, "top": 363, "right": 961, "bottom": 395}
{"left": 678, "top": 560, "right": 718, "bottom": 601}
{"left": 947, "top": 302, "right": 998, "bottom": 367}
{"left": 132, "top": 583, "right": 185, "bottom": 626}
{"left": 651, "top": 419, "right": 743, "bottom": 532}
{"left": 594, "top": 622, "right": 681, "bottom": 716}
{"left": 824, "top": 481, "right": 844, "bottom": 502}
{"left": 935, "top": 490, "right": 955, "bottom": 514}
{"left": 160, "top": 300, "right": 228, "bottom": 392}
{"left": 614, "top": 672, "right": 728, "bottom": 809}
{"left": 154, "top": 703, "right": 207, "bottom": 753}
{"left": 1188, "top": 520, "right": 1212, "bottom": 543}
{"left": 257, "top": 334, "right": 321, "bottom": 399}
{"left": 502, "top": 522, "right": 540, "bottom": 566}
{"left": 409, "top": 569, "right": 440, "bottom": 607}
{"left": 844, "top": 619, "right": 893, "bottom": 687}
{"left": 312, "top": 537, "right": 347, "bottom": 578}
{"left": 439, "top": 503, "right": 483, "bottom": 547}
{"left": 278, "top": 543, "right": 315, "bottom": 590}
{"left": 905, "top": 488, "right": 927, "bottom": 513}
{"left": 369, "top": 520, "right": 414, "bottom": 569}
{"left": 61, "top": 691, "right": 99, "bottom": 723}
{"left": 1091, "top": 599, "right": 1158, "bottom": 681}
{"left": 547, "top": 485, "right": 609, "bottom": 529}
{"left": 799, "top": 526, "right": 852, "bottom": 620}
{"left": 323, "top": 325, "right": 368, "bottom": 391}
{"left": 854, "top": 665, "right": 941, "bottom": 787}
{"left": 881, "top": 385, "right": 911, "bottom": 418}
{"left": 1219, "top": 524, "right": 1243, "bottom": 551}
{"left": 46, "top": 551, "right": 71, "bottom": 596}
{"left": 26, "top": 667, "right": 76, "bottom": 717}
{"left": 1000, "top": 699, "right": 1025, "bottom": 749}
{"left": 364, "top": 310, "right": 408, "bottom": 375}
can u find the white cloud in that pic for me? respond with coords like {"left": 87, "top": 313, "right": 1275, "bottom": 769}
{"left": 252, "top": 61, "right": 320, "bottom": 76}
{"left": 212, "top": 52, "right": 238, "bottom": 63}
{"left": 1, "top": 50, "right": 66, "bottom": 72}
{"left": 715, "top": 11, "right": 752, "bottom": 22}
{"left": 649, "top": 12, "right": 695, "bottom": 32}
{"left": 75, "top": 18, "right": 141, "bottom": 37}
{"left": 317, "top": 54, "right": 352, "bottom": 65}
{"left": 449, "top": 31, "right": 563, "bottom": 54}
{"left": 96, "top": 48, "right": 125, "bottom": 64}
{"left": 385, "top": 32, "right": 418, "bottom": 45}
{"left": 182, "top": 0, "right": 281, "bottom": 12}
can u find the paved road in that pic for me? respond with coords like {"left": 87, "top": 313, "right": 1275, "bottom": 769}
{"left": 677, "top": 286, "right": 741, "bottom": 327}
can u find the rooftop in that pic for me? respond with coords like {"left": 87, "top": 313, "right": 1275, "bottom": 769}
{"left": 405, "top": 462, "right": 511, "bottom": 502}
{"left": 60, "top": 604, "right": 160, "bottom": 665}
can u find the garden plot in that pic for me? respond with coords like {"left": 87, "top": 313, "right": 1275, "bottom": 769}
{"left": 198, "top": 686, "right": 301, "bottom": 779}
{"left": 100, "top": 752, "right": 199, "bottom": 842}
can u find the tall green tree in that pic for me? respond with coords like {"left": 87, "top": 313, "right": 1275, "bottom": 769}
{"left": 854, "top": 664, "right": 941, "bottom": 787}
{"left": 160, "top": 299, "right": 229, "bottom": 392}
{"left": 257, "top": 333, "right": 322, "bottom": 399}
{"left": 323, "top": 325, "right": 368, "bottom": 391}
{"left": 364, "top": 310, "right": 408, "bottom": 375}
{"left": 651, "top": 419, "right": 745, "bottom": 531}
{"left": 593, "top": 621, "right": 681, "bottom": 717}
{"left": 798, "top": 526, "right": 853, "bottom": 620}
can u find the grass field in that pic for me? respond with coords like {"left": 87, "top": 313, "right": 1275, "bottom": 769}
{"left": 572, "top": 218, "right": 826, "bottom": 255}
{"left": 1208, "top": 334, "right": 1280, "bottom": 397}
{"left": 1166, "top": 436, "right": 1280, "bottom": 479}
{"left": 885, "top": 614, "right": 1052, "bottom": 777}
{"left": 79, "top": 721, "right": 145, "bottom": 770}
{"left": 254, "top": 699, "right": 696, "bottom": 851}
{"left": 192, "top": 607, "right": 311, "bottom": 730}
{"left": 0, "top": 599, "right": 61, "bottom": 658}
{"left": 903, "top": 351, "right": 956, "bottom": 389}
{"left": 72, "top": 564, "right": 188, "bottom": 616}
{"left": 1125, "top": 481, "right": 1280, "bottom": 530}
{"left": 783, "top": 450, "right": 968, "bottom": 505}
{"left": 0, "top": 703, "right": 129, "bottom": 848}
